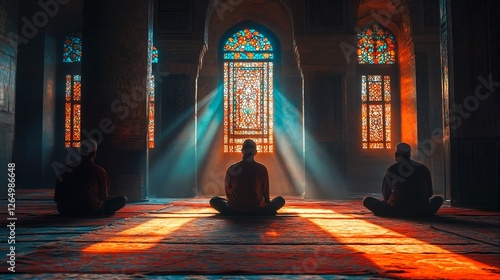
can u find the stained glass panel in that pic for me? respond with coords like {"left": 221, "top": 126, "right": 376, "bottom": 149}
{"left": 384, "top": 75, "right": 391, "bottom": 101}
{"left": 369, "top": 105, "right": 383, "bottom": 141}
{"left": 65, "top": 75, "right": 72, "bottom": 101}
{"left": 148, "top": 76, "right": 155, "bottom": 148}
{"left": 63, "top": 32, "right": 82, "bottom": 63}
{"left": 224, "top": 61, "right": 273, "bottom": 153}
{"left": 223, "top": 29, "right": 273, "bottom": 60}
{"left": 385, "top": 103, "right": 392, "bottom": 146}
{"left": 224, "top": 29, "right": 273, "bottom": 52}
{"left": 64, "top": 75, "right": 82, "bottom": 148}
{"left": 368, "top": 75, "right": 382, "bottom": 101}
{"left": 361, "top": 104, "right": 367, "bottom": 142}
{"left": 223, "top": 28, "right": 274, "bottom": 153}
{"left": 73, "top": 75, "right": 81, "bottom": 101}
{"left": 361, "top": 75, "right": 391, "bottom": 149}
{"left": 152, "top": 46, "right": 159, "bottom": 64}
{"left": 357, "top": 24, "right": 396, "bottom": 64}
{"left": 361, "top": 76, "right": 367, "bottom": 101}
{"left": 65, "top": 103, "right": 71, "bottom": 144}
{"left": 73, "top": 105, "right": 81, "bottom": 143}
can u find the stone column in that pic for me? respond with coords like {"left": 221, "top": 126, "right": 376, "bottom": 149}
{"left": 440, "top": 0, "right": 500, "bottom": 209}
{"left": 81, "top": 0, "right": 153, "bottom": 201}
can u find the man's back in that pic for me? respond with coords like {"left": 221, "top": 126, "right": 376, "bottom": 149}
{"left": 384, "top": 159, "right": 433, "bottom": 208}
{"left": 55, "top": 159, "right": 109, "bottom": 213}
{"left": 225, "top": 160, "right": 269, "bottom": 212}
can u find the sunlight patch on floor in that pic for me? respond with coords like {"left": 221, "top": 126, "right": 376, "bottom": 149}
{"left": 284, "top": 207, "right": 498, "bottom": 279}
{"left": 82, "top": 208, "right": 210, "bottom": 253}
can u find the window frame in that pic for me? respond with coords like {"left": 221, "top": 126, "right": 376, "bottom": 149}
{"left": 220, "top": 26, "right": 278, "bottom": 154}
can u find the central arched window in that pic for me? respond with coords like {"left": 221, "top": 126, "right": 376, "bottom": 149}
{"left": 223, "top": 28, "right": 274, "bottom": 153}
{"left": 357, "top": 24, "right": 396, "bottom": 150}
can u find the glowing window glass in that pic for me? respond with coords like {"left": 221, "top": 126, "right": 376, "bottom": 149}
{"left": 65, "top": 75, "right": 81, "bottom": 147}
{"left": 357, "top": 24, "right": 396, "bottom": 64}
{"left": 223, "top": 28, "right": 273, "bottom": 60}
{"left": 63, "top": 32, "right": 82, "bottom": 63}
{"left": 361, "top": 75, "right": 391, "bottom": 149}
{"left": 223, "top": 29, "right": 274, "bottom": 153}
{"left": 148, "top": 76, "right": 155, "bottom": 149}
{"left": 152, "top": 46, "right": 158, "bottom": 64}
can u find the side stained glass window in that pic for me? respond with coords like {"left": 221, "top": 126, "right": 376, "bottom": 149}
{"left": 361, "top": 75, "right": 391, "bottom": 149}
{"left": 63, "top": 32, "right": 82, "bottom": 63}
{"left": 357, "top": 24, "right": 396, "bottom": 64}
{"left": 148, "top": 46, "right": 158, "bottom": 149}
{"left": 148, "top": 76, "right": 155, "bottom": 149}
{"left": 223, "top": 29, "right": 274, "bottom": 153}
{"left": 152, "top": 46, "right": 159, "bottom": 64}
{"left": 65, "top": 75, "right": 82, "bottom": 147}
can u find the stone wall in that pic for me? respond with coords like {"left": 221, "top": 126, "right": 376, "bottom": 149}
{"left": 0, "top": 0, "right": 18, "bottom": 189}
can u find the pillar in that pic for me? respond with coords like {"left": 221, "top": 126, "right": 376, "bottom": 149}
{"left": 82, "top": 0, "right": 153, "bottom": 201}
{"left": 440, "top": 0, "right": 500, "bottom": 210}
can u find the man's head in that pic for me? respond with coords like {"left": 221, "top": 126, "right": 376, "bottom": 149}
{"left": 241, "top": 139, "right": 257, "bottom": 160}
{"left": 395, "top": 142, "right": 411, "bottom": 161}
{"left": 80, "top": 139, "right": 98, "bottom": 161}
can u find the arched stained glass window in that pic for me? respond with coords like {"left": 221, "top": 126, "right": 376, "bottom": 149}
{"left": 224, "top": 28, "right": 273, "bottom": 60}
{"left": 223, "top": 28, "right": 274, "bottom": 153}
{"left": 63, "top": 31, "right": 82, "bottom": 147}
{"left": 65, "top": 75, "right": 82, "bottom": 147}
{"left": 148, "top": 46, "right": 158, "bottom": 149}
{"left": 357, "top": 24, "right": 396, "bottom": 64}
{"left": 358, "top": 24, "right": 396, "bottom": 149}
{"left": 63, "top": 32, "right": 82, "bottom": 63}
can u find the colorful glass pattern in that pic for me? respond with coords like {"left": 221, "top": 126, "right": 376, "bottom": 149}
{"left": 65, "top": 75, "right": 82, "bottom": 147}
{"left": 148, "top": 76, "right": 155, "bottom": 149}
{"left": 223, "top": 29, "right": 274, "bottom": 153}
{"left": 224, "top": 61, "right": 274, "bottom": 153}
{"left": 361, "top": 75, "right": 391, "bottom": 149}
{"left": 223, "top": 29, "right": 273, "bottom": 60}
{"left": 63, "top": 32, "right": 82, "bottom": 63}
{"left": 152, "top": 46, "right": 159, "bottom": 64}
{"left": 357, "top": 24, "right": 396, "bottom": 64}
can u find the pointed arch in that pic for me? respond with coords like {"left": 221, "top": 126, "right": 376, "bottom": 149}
{"left": 357, "top": 24, "right": 397, "bottom": 64}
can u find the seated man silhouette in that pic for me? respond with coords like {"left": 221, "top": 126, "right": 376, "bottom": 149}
{"left": 54, "top": 139, "right": 127, "bottom": 216}
{"left": 363, "top": 142, "right": 443, "bottom": 217}
{"left": 210, "top": 139, "right": 285, "bottom": 215}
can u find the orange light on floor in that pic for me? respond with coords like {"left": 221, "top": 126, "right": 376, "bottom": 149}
{"left": 82, "top": 208, "right": 207, "bottom": 253}
{"left": 283, "top": 207, "right": 499, "bottom": 279}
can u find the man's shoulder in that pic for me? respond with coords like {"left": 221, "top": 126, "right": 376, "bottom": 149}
{"left": 253, "top": 160, "right": 268, "bottom": 172}
{"left": 88, "top": 162, "right": 108, "bottom": 175}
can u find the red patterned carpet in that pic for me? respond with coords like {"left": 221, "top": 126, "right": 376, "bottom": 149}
{"left": 2, "top": 189, "right": 499, "bottom": 279}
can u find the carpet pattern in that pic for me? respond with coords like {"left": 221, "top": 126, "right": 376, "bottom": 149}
{"left": 2, "top": 190, "right": 499, "bottom": 279}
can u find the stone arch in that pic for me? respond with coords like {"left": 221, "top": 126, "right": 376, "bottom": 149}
{"left": 345, "top": 0, "right": 417, "bottom": 190}
{"left": 196, "top": 0, "right": 304, "bottom": 196}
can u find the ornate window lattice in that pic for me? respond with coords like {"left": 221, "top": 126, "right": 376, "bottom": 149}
{"left": 223, "top": 29, "right": 274, "bottom": 153}
{"left": 148, "top": 75, "right": 155, "bottom": 149}
{"left": 357, "top": 24, "right": 396, "bottom": 64}
{"left": 361, "top": 75, "right": 391, "bottom": 149}
{"left": 63, "top": 32, "right": 82, "bottom": 63}
{"left": 148, "top": 46, "right": 158, "bottom": 149}
{"left": 223, "top": 28, "right": 273, "bottom": 60}
{"left": 65, "top": 75, "right": 82, "bottom": 148}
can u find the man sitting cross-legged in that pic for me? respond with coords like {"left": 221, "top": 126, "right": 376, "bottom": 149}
{"left": 363, "top": 142, "right": 443, "bottom": 217}
{"left": 210, "top": 139, "right": 285, "bottom": 215}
